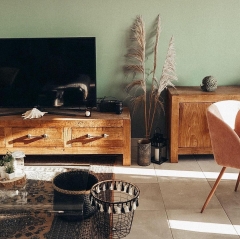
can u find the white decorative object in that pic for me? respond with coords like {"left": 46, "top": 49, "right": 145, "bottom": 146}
{"left": 12, "top": 151, "right": 25, "bottom": 177}
{"left": 0, "top": 189, "right": 19, "bottom": 199}
{"left": 16, "top": 189, "right": 28, "bottom": 204}
{"left": 0, "top": 166, "right": 5, "bottom": 179}
{"left": 22, "top": 108, "right": 47, "bottom": 119}
{"left": 5, "top": 172, "right": 15, "bottom": 180}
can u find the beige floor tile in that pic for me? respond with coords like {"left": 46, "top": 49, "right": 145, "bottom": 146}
{"left": 209, "top": 180, "right": 240, "bottom": 210}
{"left": 223, "top": 208, "right": 240, "bottom": 235}
{"left": 158, "top": 178, "right": 222, "bottom": 211}
{"left": 155, "top": 156, "right": 203, "bottom": 172}
{"left": 126, "top": 210, "right": 173, "bottom": 239}
{"left": 167, "top": 209, "right": 239, "bottom": 239}
{"left": 134, "top": 183, "right": 165, "bottom": 211}
{"left": 114, "top": 154, "right": 157, "bottom": 183}
{"left": 196, "top": 156, "right": 239, "bottom": 181}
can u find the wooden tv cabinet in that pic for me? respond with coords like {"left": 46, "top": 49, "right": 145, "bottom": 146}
{"left": 168, "top": 86, "right": 240, "bottom": 163}
{"left": 0, "top": 108, "right": 131, "bottom": 166}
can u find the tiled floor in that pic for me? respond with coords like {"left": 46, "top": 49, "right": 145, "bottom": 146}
{"left": 114, "top": 145, "right": 240, "bottom": 239}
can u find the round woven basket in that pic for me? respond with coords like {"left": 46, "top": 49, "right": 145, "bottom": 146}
{"left": 90, "top": 180, "right": 140, "bottom": 238}
{"left": 52, "top": 170, "right": 98, "bottom": 221}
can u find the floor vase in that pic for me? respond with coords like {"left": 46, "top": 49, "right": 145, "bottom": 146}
{"left": 137, "top": 139, "right": 151, "bottom": 166}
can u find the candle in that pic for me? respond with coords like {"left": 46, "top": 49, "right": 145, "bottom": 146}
{"left": 155, "top": 148, "right": 160, "bottom": 161}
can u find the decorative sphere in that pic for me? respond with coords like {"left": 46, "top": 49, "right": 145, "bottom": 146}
{"left": 201, "top": 76, "right": 217, "bottom": 92}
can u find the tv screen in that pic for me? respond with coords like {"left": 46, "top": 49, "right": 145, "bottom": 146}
{"left": 0, "top": 37, "right": 96, "bottom": 109}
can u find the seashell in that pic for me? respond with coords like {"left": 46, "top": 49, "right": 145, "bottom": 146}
{"left": 22, "top": 108, "right": 48, "bottom": 119}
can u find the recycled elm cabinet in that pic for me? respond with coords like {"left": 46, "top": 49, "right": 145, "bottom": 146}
{"left": 168, "top": 86, "right": 240, "bottom": 163}
{"left": 0, "top": 108, "right": 131, "bottom": 166}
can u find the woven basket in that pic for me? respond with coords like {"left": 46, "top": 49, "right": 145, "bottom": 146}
{"left": 52, "top": 170, "right": 98, "bottom": 221}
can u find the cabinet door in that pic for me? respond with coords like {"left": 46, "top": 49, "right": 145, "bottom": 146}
{"left": 179, "top": 102, "right": 212, "bottom": 148}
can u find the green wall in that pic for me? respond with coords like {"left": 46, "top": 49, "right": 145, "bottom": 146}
{"left": 1, "top": 0, "right": 240, "bottom": 137}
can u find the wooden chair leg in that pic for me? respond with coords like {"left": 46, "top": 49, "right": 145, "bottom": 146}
{"left": 234, "top": 172, "right": 240, "bottom": 192}
{"left": 201, "top": 167, "right": 226, "bottom": 213}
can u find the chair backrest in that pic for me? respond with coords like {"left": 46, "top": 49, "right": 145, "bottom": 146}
{"left": 207, "top": 100, "right": 240, "bottom": 169}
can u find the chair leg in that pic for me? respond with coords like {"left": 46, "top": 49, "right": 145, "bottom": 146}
{"left": 234, "top": 172, "right": 240, "bottom": 192}
{"left": 201, "top": 167, "right": 226, "bottom": 213}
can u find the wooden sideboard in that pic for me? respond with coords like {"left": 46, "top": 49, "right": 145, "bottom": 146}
{"left": 0, "top": 108, "right": 131, "bottom": 166}
{"left": 168, "top": 86, "right": 240, "bottom": 163}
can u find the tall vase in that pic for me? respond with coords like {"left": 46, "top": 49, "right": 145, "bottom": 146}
{"left": 137, "top": 139, "right": 151, "bottom": 166}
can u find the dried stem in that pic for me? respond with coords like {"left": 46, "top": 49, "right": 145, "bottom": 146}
{"left": 125, "top": 15, "right": 177, "bottom": 138}
{"left": 147, "top": 15, "right": 161, "bottom": 135}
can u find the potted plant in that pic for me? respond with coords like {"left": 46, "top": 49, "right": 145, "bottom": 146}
{"left": 124, "top": 15, "right": 178, "bottom": 165}
{"left": 3, "top": 152, "right": 15, "bottom": 180}
{"left": 5, "top": 164, "right": 15, "bottom": 180}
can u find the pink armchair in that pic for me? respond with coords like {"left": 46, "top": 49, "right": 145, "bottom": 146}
{"left": 201, "top": 100, "right": 240, "bottom": 213}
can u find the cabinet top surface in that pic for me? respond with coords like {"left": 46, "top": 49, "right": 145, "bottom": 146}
{"left": 0, "top": 107, "right": 130, "bottom": 122}
{"left": 168, "top": 86, "right": 240, "bottom": 96}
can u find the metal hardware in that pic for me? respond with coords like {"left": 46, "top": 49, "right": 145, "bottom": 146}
{"left": 27, "top": 134, "right": 48, "bottom": 139}
{"left": 86, "top": 133, "right": 109, "bottom": 138}
{"left": 48, "top": 210, "right": 65, "bottom": 213}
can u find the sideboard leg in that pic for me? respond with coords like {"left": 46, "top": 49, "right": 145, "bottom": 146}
{"left": 122, "top": 118, "right": 131, "bottom": 166}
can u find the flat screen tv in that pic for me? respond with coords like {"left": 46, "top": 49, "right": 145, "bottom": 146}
{"left": 0, "top": 37, "right": 96, "bottom": 110}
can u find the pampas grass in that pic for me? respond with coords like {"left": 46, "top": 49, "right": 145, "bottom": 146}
{"left": 125, "top": 15, "right": 178, "bottom": 138}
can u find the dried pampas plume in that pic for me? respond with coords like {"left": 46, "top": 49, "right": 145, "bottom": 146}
{"left": 124, "top": 15, "right": 178, "bottom": 138}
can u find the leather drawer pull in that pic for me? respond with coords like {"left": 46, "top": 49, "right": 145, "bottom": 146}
{"left": 27, "top": 134, "right": 48, "bottom": 139}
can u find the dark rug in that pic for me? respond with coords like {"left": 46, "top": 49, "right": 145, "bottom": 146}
{"left": 0, "top": 155, "right": 117, "bottom": 239}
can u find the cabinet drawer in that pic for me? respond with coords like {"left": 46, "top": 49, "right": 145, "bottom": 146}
{"left": 71, "top": 127, "right": 123, "bottom": 147}
{"left": 10, "top": 128, "right": 64, "bottom": 147}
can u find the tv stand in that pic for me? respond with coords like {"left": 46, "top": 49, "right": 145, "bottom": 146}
{"left": 0, "top": 108, "right": 131, "bottom": 166}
